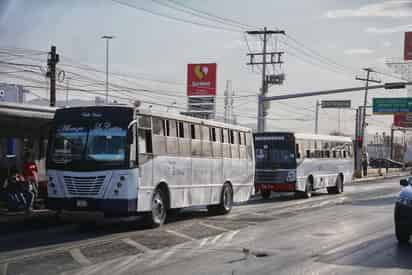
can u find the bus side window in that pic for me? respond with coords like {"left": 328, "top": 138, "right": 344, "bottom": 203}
{"left": 239, "top": 132, "right": 247, "bottom": 159}
{"left": 153, "top": 118, "right": 164, "bottom": 136}
{"left": 191, "top": 124, "right": 196, "bottom": 139}
{"left": 343, "top": 150, "right": 347, "bottom": 158}
{"left": 222, "top": 129, "right": 231, "bottom": 158}
{"left": 325, "top": 150, "right": 330, "bottom": 158}
{"left": 138, "top": 128, "right": 153, "bottom": 154}
{"left": 178, "top": 122, "right": 184, "bottom": 138}
{"left": 191, "top": 124, "right": 201, "bottom": 156}
{"left": 296, "top": 143, "right": 301, "bottom": 159}
{"left": 306, "top": 150, "right": 311, "bottom": 158}
{"left": 332, "top": 150, "right": 336, "bottom": 158}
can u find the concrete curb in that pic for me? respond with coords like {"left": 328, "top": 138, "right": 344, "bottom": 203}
{"left": 352, "top": 172, "right": 411, "bottom": 184}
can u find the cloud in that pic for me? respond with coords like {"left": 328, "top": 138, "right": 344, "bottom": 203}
{"left": 365, "top": 24, "right": 412, "bottom": 34}
{"left": 383, "top": 41, "right": 392, "bottom": 47}
{"left": 223, "top": 39, "right": 243, "bottom": 49}
{"left": 344, "top": 48, "right": 374, "bottom": 55}
{"left": 325, "top": 1, "right": 412, "bottom": 18}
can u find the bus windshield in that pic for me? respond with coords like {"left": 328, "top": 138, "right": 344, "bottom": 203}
{"left": 50, "top": 121, "right": 127, "bottom": 166}
{"left": 254, "top": 134, "right": 296, "bottom": 169}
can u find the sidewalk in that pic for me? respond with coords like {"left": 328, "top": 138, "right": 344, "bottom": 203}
{"left": 353, "top": 167, "right": 411, "bottom": 183}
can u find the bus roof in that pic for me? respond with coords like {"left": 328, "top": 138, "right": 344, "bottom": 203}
{"left": 137, "top": 108, "right": 252, "bottom": 132}
{"left": 295, "top": 133, "right": 352, "bottom": 143}
{"left": 254, "top": 131, "right": 352, "bottom": 143}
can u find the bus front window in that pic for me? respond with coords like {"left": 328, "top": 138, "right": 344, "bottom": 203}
{"left": 86, "top": 126, "right": 126, "bottom": 162}
{"left": 51, "top": 124, "right": 87, "bottom": 164}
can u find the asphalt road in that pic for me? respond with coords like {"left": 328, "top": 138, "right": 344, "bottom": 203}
{"left": 0, "top": 177, "right": 410, "bottom": 275}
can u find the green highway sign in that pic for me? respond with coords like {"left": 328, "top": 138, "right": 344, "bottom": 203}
{"left": 373, "top": 97, "right": 412, "bottom": 114}
{"left": 321, "top": 100, "right": 351, "bottom": 109}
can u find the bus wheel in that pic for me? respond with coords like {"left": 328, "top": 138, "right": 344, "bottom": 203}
{"left": 261, "top": 189, "right": 271, "bottom": 199}
{"left": 327, "top": 176, "right": 343, "bottom": 194}
{"left": 303, "top": 180, "right": 313, "bottom": 199}
{"left": 208, "top": 183, "right": 233, "bottom": 215}
{"left": 145, "top": 189, "right": 167, "bottom": 227}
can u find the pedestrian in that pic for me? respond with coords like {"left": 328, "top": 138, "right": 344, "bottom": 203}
{"left": 2, "top": 168, "right": 26, "bottom": 211}
{"left": 362, "top": 152, "right": 369, "bottom": 177}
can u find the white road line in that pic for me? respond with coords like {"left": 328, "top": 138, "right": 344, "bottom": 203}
{"left": 148, "top": 245, "right": 181, "bottom": 267}
{"left": 208, "top": 234, "right": 224, "bottom": 245}
{"left": 221, "top": 230, "right": 239, "bottom": 244}
{"left": 1, "top": 263, "right": 7, "bottom": 275}
{"left": 121, "top": 238, "right": 153, "bottom": 253}
{"left": 198, "top": 221, "right": 229, "bottom": 232}
{"left": 69, "top": 248, "right": 92, "bottom": 266}
{"left": 165, "top": 229, "right": 196, "bottom": 241}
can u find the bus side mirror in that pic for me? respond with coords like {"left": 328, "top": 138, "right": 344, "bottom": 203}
{"left": 400, "top": 179, "right": 409, "bottom": 187}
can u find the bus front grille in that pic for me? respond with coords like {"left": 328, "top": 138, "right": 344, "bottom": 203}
{"left": 255, "top": 170, "right": 288, "bottom": 183}
{"left": 64, "top": 176, "right": 106, "bottom": 196}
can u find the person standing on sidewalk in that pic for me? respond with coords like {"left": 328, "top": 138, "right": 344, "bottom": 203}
{"left": 362, "top": 152, "right": 369, "bottom": 177}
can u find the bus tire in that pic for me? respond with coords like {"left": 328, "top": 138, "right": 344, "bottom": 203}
{"left": 261, "top": 189, "right": 271, "bottom": 199}
{"left": 144, "top": 188, "right": 168, "bottom": 227}
{"left": 208, "top": 183, "right": 233, "bottom": 215}
{"left": 302, "top": 179, "right": 313, "bottom": 199}
{"left": 327, "top": 175, "right": 343, "bottom": 194}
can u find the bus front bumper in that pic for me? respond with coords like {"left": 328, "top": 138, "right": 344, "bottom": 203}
{"left": 47, "top": 197, "right": 137, "bottom": 214}
{"left": 255, "top": 182, "right": 295, "bottom": 192}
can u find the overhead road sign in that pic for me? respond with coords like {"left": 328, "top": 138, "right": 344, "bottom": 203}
{"left": 373, "top": 97, "right": 412, "bottom": 114}
{"left": 321, "top": 100, "right": 351, "bottom": 109}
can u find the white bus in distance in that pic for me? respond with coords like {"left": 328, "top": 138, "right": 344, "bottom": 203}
{"left": 254, "top": 132, "right": 353, "bottom": 199}
{"left": 47, "top": 106, "right": 255, "bottom": 226}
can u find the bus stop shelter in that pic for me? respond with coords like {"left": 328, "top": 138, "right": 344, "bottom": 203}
{"left": 0, "top": 102, "right": 56, "bottom": 183}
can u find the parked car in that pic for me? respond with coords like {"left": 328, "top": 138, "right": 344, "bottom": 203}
{"left": 394, "top": 177, "right": 412, "bottom": 243}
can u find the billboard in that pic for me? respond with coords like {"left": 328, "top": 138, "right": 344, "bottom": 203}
{"left": 187, "top": 63, "right": 217, "bottom": 96}
{"left": 405, "top": 32, "right": 412, "bottom": 60}
{"left": 394, "top": 113, "right": 412, "bottom": 128}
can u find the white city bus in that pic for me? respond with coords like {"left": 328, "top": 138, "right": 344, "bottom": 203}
{"left": 254, "top": 132, "right": 353, "bottom": 199}
{"left": 46, "top": 106, "right": 255, "bottom": 226}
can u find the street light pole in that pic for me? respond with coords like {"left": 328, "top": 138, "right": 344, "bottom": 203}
{"left": 101, "top": 35, "right": 114, "bottom": 104}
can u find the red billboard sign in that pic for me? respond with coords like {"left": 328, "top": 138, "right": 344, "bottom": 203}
{"left": 404, "top": 32, "right": 412, "bottom": 60}
{"left": 187, "top": 63, "right": 217, "bottom": 96}
{"left": 394, "top": 113, "right": 412, "bottom": 128}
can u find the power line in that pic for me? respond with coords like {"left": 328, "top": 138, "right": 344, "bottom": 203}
{"left": 111, "top": 0, "right": 242, "bottom": 32}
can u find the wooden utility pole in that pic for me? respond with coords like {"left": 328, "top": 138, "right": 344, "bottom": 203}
{"left": 46, "top": 46, "right": 59, "bottom": 107}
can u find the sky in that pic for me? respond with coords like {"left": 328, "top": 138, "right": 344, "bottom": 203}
{"left": 0, "top": 0, "right": 411, "bottom": 137}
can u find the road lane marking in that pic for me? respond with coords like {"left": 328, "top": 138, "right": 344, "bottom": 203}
{"left": 208, "top": 234, "right": 224, "bottom": 245}
{"left": 121, "top": 238, "right": 152, "bottom": 253}
{"left": 69, "top": 248, "right": 92, "bottom": 266}
{"left": 198, "top": 221, "right": 228, "bottom": 232}
{"left": 165, "top": 229, "right": 196, "bottom": 241}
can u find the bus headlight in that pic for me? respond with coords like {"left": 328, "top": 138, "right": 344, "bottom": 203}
{"left": 286, "top": 170, "right": 296, "bottom": 182}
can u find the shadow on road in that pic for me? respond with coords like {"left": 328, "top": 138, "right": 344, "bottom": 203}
{"left": 317, "top": 233, "right": 412, "bottom": 270}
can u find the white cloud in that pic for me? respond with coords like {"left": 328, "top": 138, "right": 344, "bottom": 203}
{"left": 325, "top": 1, "right": 412, "bottom": 18}
{"left": 223, "top": 39, "right": 243, "bottom": 49}
{"left": 365, "top": 24, "right": 412, "bottom": 34}
{"left": 344, "top": 48, "right": 374, "bottom": 55}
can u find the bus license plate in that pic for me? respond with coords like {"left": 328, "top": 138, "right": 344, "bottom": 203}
{"left": 76, "top": 200, "right": 88, "bottom": 208}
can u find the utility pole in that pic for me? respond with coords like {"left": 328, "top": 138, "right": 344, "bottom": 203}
{"left": 101, "top": 35, "right": 115, "bottom": 104}
{"left": 314, "top": 100, "right": 320, "bottom": 134}
{"left": 246, "top": 27, "right": 285, "bottom": 132}
{"left": 356, "top": 68, "right": 381, "bottom": 150}
{"left": 46, "top": 45, "right": 59, "bottom": 107}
